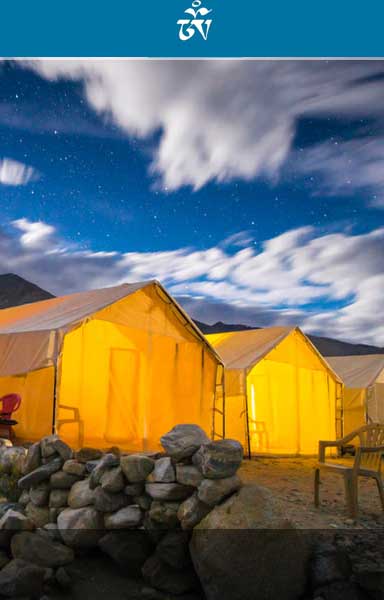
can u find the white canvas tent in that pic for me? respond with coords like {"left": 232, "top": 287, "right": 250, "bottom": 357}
{"left": 326, "top": 355, "right": 384, "bottom": 436}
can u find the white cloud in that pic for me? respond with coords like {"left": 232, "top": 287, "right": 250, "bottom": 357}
{"left": 19, "top": 60, "right": 384, "bottom": 192}
{"left": 2, "top": 218, "right": 384, "bottom": 346}
{"left": 0, "top": 158, "right": 37, "bottom": 186}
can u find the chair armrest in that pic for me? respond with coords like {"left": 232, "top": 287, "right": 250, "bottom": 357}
{"left": 58, "top": 404, "right": 80, "bottom": 420}
{"left": 318, "top": 440, "right": 342, "bottom": 461}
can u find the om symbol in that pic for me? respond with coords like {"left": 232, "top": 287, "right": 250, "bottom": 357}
{"left": 177, "top": 0, "right": 213, "bottom": 42}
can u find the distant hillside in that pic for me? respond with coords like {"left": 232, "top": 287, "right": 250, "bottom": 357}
{"left": 196, "top": 320, "right": 384, "bottom": 357}
{"left": 0, "top": 273, "right": 54, "bottom": 309}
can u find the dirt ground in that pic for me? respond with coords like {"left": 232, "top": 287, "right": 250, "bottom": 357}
{"left": 239, "top": 456, "right": 384, "bottom": 529}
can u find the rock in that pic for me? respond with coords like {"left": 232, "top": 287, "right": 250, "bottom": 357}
{"left": 30, "top": 482, "right": 50, "bottom": 507}
{"left": 42, "top": 522, "right": 62, "bottom": 542}
{"left": 142, "top": 554, "right": 198, "bottom": 595}
{"left": 134, "top": 494, "right": 152, "bottom": 511}
{"left": 89, "top": 453, "right": 120, "bottom": 489}
{"left": 160, "top": 424, "right": 210, "bottom": 461}
{"left": 104, "top": 505, "right": 143, "bottom": 529}
{"left": 314, "top": 581, "right": 363, "bottom": 600}
{"left": 0, "top": 549, "right": 9, "bottom": 569}
{"left": 57, "top": 507, "right": 104, "bottom": 548}
{"left": 18, "top": 491, "right": 30, "bottom": 507}
{"left": 25, "top": 503, "right": 50, "bottom": 528}
{"left": 198, "top": 475, "right": 242, "bottom": 506}
{"left": 99, "top": 530, "right": 152, "bottom": 575}
{"left": 51, "top": 438, "right": 72, "bottom": 462}
{"left": 145, "top": 483, "right": 194, "bottom": 501}
{"left": 120, "top": 455, "right": 155, "bottom": 482}
{"left": 85, "top": 460, "right": 100, "bottom": 473}
{"left": 0, "top": 558, "right": 46, "bottom": 597}
{"left": 63, "top": 459, "right": 86, "bottom": 477}
{"left": 190, "top": 484, "right": 310, "bottom": 600}
{"left": 149, "top": 501, "right": 180, "bottom": 527}
{"left": 11, "top": 531, "right": 74, "bottom": 568}
{"left": 101, "top": 466, "right": 125, "bottom": 492}
{"left": 155, "top": 530, "right": 191, "bottom": 570}
{"left": 22, "top": 442, "right": 41, "bottom": 474}
{"left": 0, "top": 509, "right": 34, "bottom": 547}
{"left": 40, "top": 435, "right": 60, "bottom": 458}
{"left": 75, "top": 447, "right": 103, "bottom": 463}
{"left": 67, "top": 478, "right": 95, "bottom": 509}
{"left": 49, "top": 489, "right": 69, "bottom": 508}
{"left": 49, "top": 508, "right": 60, "bottom": 523}
{"left": 55, "top": 566, "right": 72, "bottom": 588}
{"left": 18, "top": 458, "right": 63, "bottom": 489}
{"left": 177, "top": 493, "right": 211, "bottom": 530}
{"left": 147, "top": 458, "right": 175, "bottom": 483}
{"left": 50, "top": 470, "right": 80, "bottom": 489}
{"left": 125, "top": 482, "right": 144, "bottom": 497}
{"left": 176, "top": 465, "right": 203, "bottom": 488}
{"left": 192, "top": 440, "right": 243, "bottom": 479}
{"left": 93, "top": 487, "right": 128, "bottom": 513}
{"left": 0, "top": 447, "right": 26, "bottom": 475}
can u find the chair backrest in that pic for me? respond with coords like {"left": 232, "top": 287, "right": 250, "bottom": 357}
{"left": 354, "top": 424, "right": 384, "bottom": 472}
{"left": 0, "top": 394, "right": 22, "bottom": 418}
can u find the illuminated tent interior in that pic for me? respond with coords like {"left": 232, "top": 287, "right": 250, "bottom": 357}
{"left": 326, "top": 355, "right": 384, "bottom": 437}
{"left": 0, "top": 281, "right": 223, "bottom": 450}
{"left": 207, "top": 327, "right": 343, "bottom": 457}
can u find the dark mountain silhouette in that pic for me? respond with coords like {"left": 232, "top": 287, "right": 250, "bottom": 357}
{"left": 0, "top": 273, "right": 55, "bottom": 309}
{"left": 195, "top": 320, "right": 384, "bottom": 357}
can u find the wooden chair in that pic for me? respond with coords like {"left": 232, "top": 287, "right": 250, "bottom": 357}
{"left": 56, "top": 404, "right": 84, "bottom": 448}
{"left": 314, "top": 424, "right": 384, "bottom": 518}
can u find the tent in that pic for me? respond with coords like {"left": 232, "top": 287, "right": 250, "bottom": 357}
{"left": 207, "top": 327, "right": 343, "bottom": 456}
{"left": 326, "top": 355, "right": 384, "bottom": 436}
{"left": 0, "top": 281, "right": 224, "bottom": 450}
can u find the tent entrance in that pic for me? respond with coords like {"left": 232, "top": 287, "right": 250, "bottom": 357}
{"left": 105, "top": 347, "right": 141, "bottom": 445}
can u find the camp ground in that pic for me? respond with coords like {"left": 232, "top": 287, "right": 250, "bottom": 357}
{"left": 207, "top": 327, "right": 343, "bottom": 457}
{"left": 0, "top": 281, "right": 224, "bottom": 450}
{"left": 326, "top": 354, "right": 384, "bottom": 437}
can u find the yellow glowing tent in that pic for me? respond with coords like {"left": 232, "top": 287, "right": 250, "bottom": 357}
{"left": 326, "top": 355, "right": 384, "bottom": 436}
{"left": 207, "top": 327, "right": 343, "bottom": 456}
{"left": 0, "top": 281, "right": 223, "bottom": 450}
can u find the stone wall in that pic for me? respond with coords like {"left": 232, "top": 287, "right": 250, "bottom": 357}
{"left": 0, "top": 424, "right": 243, "bottom": 599}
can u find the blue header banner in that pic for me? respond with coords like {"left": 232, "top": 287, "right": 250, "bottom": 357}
{"left": 1, "top": 0, "right": 383, "bottom": 57}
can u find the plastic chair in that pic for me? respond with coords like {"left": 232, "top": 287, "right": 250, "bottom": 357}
{"left": 0, "top": 394, "right": 22, "bottom": 441}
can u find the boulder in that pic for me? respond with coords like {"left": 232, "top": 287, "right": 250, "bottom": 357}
{"left": 155, "top": 530, "right": 191, "bottom": 570}
{"left": 190, "top": 484, "right": 310, "bottom": 600}
{"left": 22, "top": 442, "right": 41, "bottom": 474}
{"left": 75, "top": 447, "right": 103, "bottom": 463}
{"left": 99, "top": 530, "right": 152, "bottom": 575}
{"left": 40, "top": 434, "right": 60, "bottom": 458}
{"left": 0, "top": 558, "right": 46, "bottom": 597}
{"left": 11, "top": 531, "right": 74, "bottom": 568}
{"left": 176, "top": 465, "right": 203, "bottom": 488}
{"left": 125, "top": 482, "right": 144, "bottom": 497}
{"left": 67, "top": 478, "right": 95, "bottom": 509}
{"left": 149, "top": 501, "right": 180, "bottom": 527}
{"left": 145, "top": 483, "right": 194, "bottom": 501}
{"left": 63, "top": 459, "right": 86, "bottom": 477}
{"left": 51, "top": 438, "right": 72, "bottom": 461}
{"left": 0, "top": 447, "right": 26, "bottom": 475}
{"left": 42, "top": 522, "right": 63, "bottom": 542}
{"left": 193, "top": 440, "right": 243, "bottom": 479}
{"left": 160, "top": 424, "right": 209, "bottom": 461}
{"left": 50, "top": 470, "right": 80, "bottom": 489}
{"left": 0, "top": 509, "right": 34, "bottom": 546}
{"left": 101, "top": 466, "right": 125, "bottom": 492}
{"left": 25, "top": 502, "right": 50, "bottom": 528}
{"left": 198, "top": 475, "right": 242, "bottom": 506}
{"left": 147, "top": 457, "right": 175, "bottom": 483}
{"left": 104, "top": 505, "right": 142, "bottom": 529}
{"left": 134, "top": 494, "right": 152, "bottom": 511}
{"left": 0, "top": 549, "right": 9, "bottom": 569}
{"left": 120, "top": 454, "right": 155, "bottom": 482}
{"left": 30, "top": 481, "right": 50, "bottom": 507}
{"left": 57, "top": 506, "right": 104, "bottom": 548}
{"left": 49, "top": 489, "right": 69, "bottom": 508}
{"left": 94, "top": 487, "right": 129, "bottom": 513}
{"left": 56, "top": 565, "right": 72, "bottom": 588}
{"left": 142, "top": 554, "right": 198, "bottom": 595}
{"left": 18, "top": 457, "right": 63, "bottom": 489}
{"left": 89, "top": 453, "right": 120, "bottom": 489}
{"left": 177, "top": 493, "right": 211, "bottom": 530}
{"left": 18, "top": 491, "right": 30, "bottom": 507}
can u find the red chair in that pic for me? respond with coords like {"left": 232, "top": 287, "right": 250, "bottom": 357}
{"left": 0, "top": 394, "right": 21, "bottom": 441}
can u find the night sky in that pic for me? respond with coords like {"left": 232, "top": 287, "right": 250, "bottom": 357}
{"left": 1, "top": 60, "right": 384, "bottom": 345}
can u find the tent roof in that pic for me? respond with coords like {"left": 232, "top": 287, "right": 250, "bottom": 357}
{"left": 325, "top": 354, "right": 384, "bottom": 388}
{"left": 207, "top": 326, "right": 341, "bottom": 381}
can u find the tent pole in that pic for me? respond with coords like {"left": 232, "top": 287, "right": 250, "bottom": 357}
{"left": 244, "top": 372, "right": 251, "bottom": 460}
{"left": 51, "top": 359, "right": 58, "bottom": 435}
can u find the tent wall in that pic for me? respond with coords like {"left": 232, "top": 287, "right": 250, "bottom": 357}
{"left": 57, "top": 317, "right": 217, "bottom": 450}
{"left": 223, "top": 330, "right": 337, "bottom": 455}
{"left": 0, "top": 367, "right": 54, "bottom": 441}
{"left": 343, "top": 367, "right": 384, "bottom": 436}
